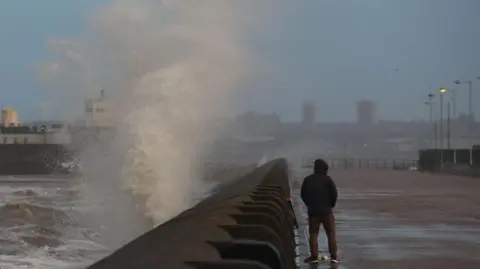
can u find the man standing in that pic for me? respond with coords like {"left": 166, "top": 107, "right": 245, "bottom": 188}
{"left": 301, "top": 159, "right": 339, "bottom": 264}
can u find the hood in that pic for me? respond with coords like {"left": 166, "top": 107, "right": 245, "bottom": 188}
{"left": 314, "top": 159, "right": 329, "bottom": 174}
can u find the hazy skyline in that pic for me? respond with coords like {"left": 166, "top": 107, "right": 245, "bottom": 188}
{"left": 1, "top": 0, "right": 480, "bottom": 122}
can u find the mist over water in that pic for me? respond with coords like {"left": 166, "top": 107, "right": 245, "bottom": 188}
{"left": 37, "top": 0, "right": 269, "bottom": 248}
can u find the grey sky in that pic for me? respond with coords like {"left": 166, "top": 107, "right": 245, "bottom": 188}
{"left": 1, "top": 0, "right": 479, "bottom": 122}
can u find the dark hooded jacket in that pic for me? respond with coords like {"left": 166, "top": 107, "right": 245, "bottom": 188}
{"left": 301, "top": 159, "right": 338, "bottom": 217}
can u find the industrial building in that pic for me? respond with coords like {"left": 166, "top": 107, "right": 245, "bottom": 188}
{"left": 84, "top": 90, "right": 114, "bottom": 127}
{"left": 302, "top": 101, "right": 315, "bottom": 127}
{"left": 356, "top": 100, "right": 377, "bottom": 125}
{"left": 1, "top": 108, "right": 19, "bottom": 127}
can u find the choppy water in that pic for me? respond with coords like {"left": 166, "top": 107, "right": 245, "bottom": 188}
{"left": 0, "top": 177, "right": 109, "bottom": 269}
{"left": 0, "top": 177, "right": 221, "bottom": 269}
{"left": 0, "top": 138, "right": 283, "bottom": 269}
{"left": 0, "top": 163, "right": 253, "bottom": 269}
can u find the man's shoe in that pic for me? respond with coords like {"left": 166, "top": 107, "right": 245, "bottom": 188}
{"left": 330, "top": 257, "right": 340, "bottom": 264}
{"left": 303, "top": 255, "right": 320, "bottom": 264}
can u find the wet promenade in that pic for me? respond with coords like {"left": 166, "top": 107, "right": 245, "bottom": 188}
{"left": 291, "top": 169, "right": 480, "bottom": 269}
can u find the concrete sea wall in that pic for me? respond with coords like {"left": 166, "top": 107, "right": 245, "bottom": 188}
{"left": 87, "top": 158, "right": 296, "bottom": 269}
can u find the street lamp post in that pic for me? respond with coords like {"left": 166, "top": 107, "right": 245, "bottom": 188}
{"left": 434, "top": 113, "right": 438, "bottom": 149}
{"left": 449, "top": 88, "right": 456, "bottom": 146}
{"left": 454, "top": 79, "right": 473, "bottom": 149}
{"left": 447, "top": 100, "right": 451, "bottom": 149}
{"left": 424, "top": 100, "right": 431, "bottom": 148}
{"left": 440, "top": 88, "right": 456, "bottom": 149}
{"left": 440, "top": 88, "right": 446, "bottom": 149}
{"left": 425, "top": 93, "right": 436, "bottom": 148}
{"left": 451, "top": 88, "right": 457, "bottom": 120}
{"left": 468, "top": 81, "right": 472, "bottom": 121}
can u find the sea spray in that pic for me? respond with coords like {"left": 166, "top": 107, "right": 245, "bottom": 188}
{"left": 94, "top": 0, "right": 253, "bottom": 226}
{"left": 37, "top": 0, "right": 270, "bottom": 247}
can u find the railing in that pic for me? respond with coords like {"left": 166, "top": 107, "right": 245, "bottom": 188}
{"left": 87, "top": 159, "right": 297, "bottom": 269}
{"left": 302, "top": 158, "right": 418, "bottom": 170}
{"left": 418, "top": 148, "right": 480, "bottom": 169}
{"left": 418, "top": 149, "right": 480, "bottom": 177}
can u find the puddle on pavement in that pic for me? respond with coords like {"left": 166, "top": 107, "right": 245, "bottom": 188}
{"left": 340, "top": 190, "right": 405, "bottom": 199}
{"left": 336, "top": 211, "right": 480, "bottom": 260}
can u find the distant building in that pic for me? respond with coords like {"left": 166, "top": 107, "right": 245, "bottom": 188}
{"left": 0, "top": 131, "right": 71, "bottom": 145}
{"left": 1, "top": 108, "right": 19, "bottom": 127}
{"left": 356, "top": 100, "right": 377, "bottom": 125}
{"left": 302, "top": 101, "right": 315, "bottom": 127}
{"left": 84, "top": 90, "right": 114, "bottom": 127}
{"left": 234, "top": 111, "right": 280, "bottom": 136}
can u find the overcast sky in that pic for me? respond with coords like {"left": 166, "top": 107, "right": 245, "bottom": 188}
{"left": 1, "top": 0, "right": 479, "bottom": 122}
